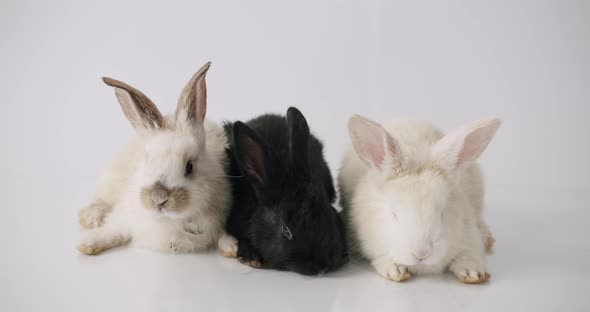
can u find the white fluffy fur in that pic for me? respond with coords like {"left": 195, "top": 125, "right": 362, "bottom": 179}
{"left": 339, "top": 116, "right": 500, "bottom": 283}
{"left": 77, "top": 65, "right": 232, "bottom": 255}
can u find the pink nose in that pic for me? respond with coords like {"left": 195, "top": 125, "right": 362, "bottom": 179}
{"left": 412, "top": 246, "right": 433, "bottom": 261}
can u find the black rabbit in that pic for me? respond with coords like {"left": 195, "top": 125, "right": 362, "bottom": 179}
{"left": 222, "top": 107, "right": 347, "bottom": 275}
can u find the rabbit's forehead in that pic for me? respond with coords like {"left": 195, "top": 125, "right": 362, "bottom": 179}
{"left": 145, "top": 131, "right": 198, "bottom": 153}
{"left": 388, "top": 171, "right": 448, "bottom": 212}
{"left": 142, "top": 131, "right": 201, "bottom": 166}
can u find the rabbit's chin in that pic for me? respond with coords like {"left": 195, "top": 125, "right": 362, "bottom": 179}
{"left": 392, "top": 243, "right": 448, "bottom": 267}
{"left": 393, "top": 254, "right": 423, "bottom": 267}
{"left": 399, "top": 255, "right": 443, "bottom": 267}
{"left": 142, "top": 206, "right": 190, "bottom": 220}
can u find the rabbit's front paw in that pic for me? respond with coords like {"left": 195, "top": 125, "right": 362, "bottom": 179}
{"left": 77, "top": 227, "right": 128, "bottom": 255}
{"left": 237, "top": 240, "right": 262, "bottom": 268}
{"left": 77, "top": 238, "right": 106, "bottom": 255}
{"left": 78, "top": 200, "right": 110, "bottom": 229}
{"left": 169, "top": 241, "right": 189, "bottom": 253}
{"left": 451, "top": 256, "right": 490, "bottom": 284}
{"left": 455, "top": 268, "right": 491, "bottom": 284}
{"left": 218, "top": 233, "right": 238, "bottom": 258}
{"left": 373, "top": 261, "right": 412, "bottom": 282}
{"left": 449, "top": 251, "right": 491, "bottom": 284}
{"left": 239, "top": 257, "right": 262, "bottom": 268}
{"left": 184, "top": 219, "right": 203, "bottom": 236}
{"left": 169, "top": 237, "right": 196, "bottom": 253}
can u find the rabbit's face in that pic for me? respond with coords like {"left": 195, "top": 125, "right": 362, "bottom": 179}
{"left": 250, "top": 187, "right": 347, "bottom": 275}
{"left": 378, "top": 169, "right": 450, "bottom": 266}
{"left": 138, "top": 129, "right": 204, "bottom": 218}
{"left": 102, "top": 62, "right": 212, "bottom": 219}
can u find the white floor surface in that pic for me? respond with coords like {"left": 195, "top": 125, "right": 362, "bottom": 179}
{"left": 1, "top": 173, "right": 588, "bottom": 311}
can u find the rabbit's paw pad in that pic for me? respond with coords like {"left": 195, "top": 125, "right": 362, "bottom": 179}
{"left": 457, "top": 269, "right": 491, "bottom": 284}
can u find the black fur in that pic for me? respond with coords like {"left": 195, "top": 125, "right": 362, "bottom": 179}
{"left": 224, "top": 107, "right": 347, "bottom": 275}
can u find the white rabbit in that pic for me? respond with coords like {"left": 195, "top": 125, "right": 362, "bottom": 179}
{"left": 339, "top": 116, "right": 500, "bottom": 284}
{"left": 77, "top": 62, "right": 234, "bottom": 255}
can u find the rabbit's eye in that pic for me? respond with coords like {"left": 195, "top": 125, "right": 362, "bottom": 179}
{"left": 185, "top": 160, "right": 193, "bottom": 176}
{"left": 281, "top": 225, "right": 293, "bottom": 240}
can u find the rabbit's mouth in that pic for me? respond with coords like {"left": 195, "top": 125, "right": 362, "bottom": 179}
{"left": 156, "top": 200, "right": 168, "bottom": 211}
{"left": 149, "top": 197, "right": 172, "bottom": 212}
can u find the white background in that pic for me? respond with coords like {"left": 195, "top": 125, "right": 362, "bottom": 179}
{"left": 1, "top": 1, "right": 588, "bottom": 311}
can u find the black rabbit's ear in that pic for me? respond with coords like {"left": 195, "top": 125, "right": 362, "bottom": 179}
{"left": 286, "top": 107, "right": 311, "bottom": 182}
{"left": 233, "top": 122, "right": 267, "bottom": 185}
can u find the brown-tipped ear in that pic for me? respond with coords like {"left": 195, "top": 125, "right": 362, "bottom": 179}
{"left": 176, "top": 62, "right": 211, "bottom": 127}
{"left": 102, "top": 77, "right": 165, "bottom": 129}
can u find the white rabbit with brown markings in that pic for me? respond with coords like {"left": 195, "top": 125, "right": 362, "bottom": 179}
{"left": 339, "top": 116, "right": 500, "bottom": 284}
{"left": 77, "top": 62, "right": 232, "bottom": 255}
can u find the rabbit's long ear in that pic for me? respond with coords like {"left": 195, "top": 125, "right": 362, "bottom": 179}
{"left": 286, "top": 107, "right": 311, "bottom": 182}
{"left": 348, "top": 115, "right": 404, "bottom": 174}
{"left": 175, "top": 62, "right": 211, "bottom": 128}
{"left": 102, "top": 77, "right": 165, "bottom": 129}
{"left": 233, "top": 122, "right": 268, "bottom": 186}
{"left": 431, "top": 117, "right": 500, "bottom": 172}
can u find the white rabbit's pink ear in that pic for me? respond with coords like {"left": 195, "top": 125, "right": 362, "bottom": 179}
{"left": 348, "top": 115, "right": 403, "bottom": 173}
{"left": 102, "top": 77, "right": 165, "bottom": 129}
{"left": 431, "top": 117, "right": 501, "bottom": 172}
{"left": 176, "top": 62, "right": 211, "bottom": 128}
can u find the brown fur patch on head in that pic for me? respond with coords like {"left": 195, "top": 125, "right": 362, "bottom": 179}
{"left": 140, "top": 182, "right": 190, "bottom": 214}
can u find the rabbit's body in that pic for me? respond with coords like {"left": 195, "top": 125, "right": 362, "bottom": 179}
{"left": 77, "top": 63, "right": 232, "bottom": 255}
{"left": 222, "top": 108, "right": 347, "bottom": 275}
{"left": 339, "top": 117, "right": 499, "bottom": 283}
{"left": 79, "top": 119, "right": 229, "bottom": 253}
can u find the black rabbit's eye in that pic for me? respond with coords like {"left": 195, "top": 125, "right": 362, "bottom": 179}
{"left": 282, "top": 225, "right": 293, "bottom": 240}
{"left": 185, "top": 160, "right": 193, "bottom": 176}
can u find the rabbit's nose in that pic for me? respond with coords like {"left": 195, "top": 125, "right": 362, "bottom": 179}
{"left": 151, "top": 189, "right": 170, "bottom": 206}
{"left": 412, "top": 246, "right": 433, "bottom": 261}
